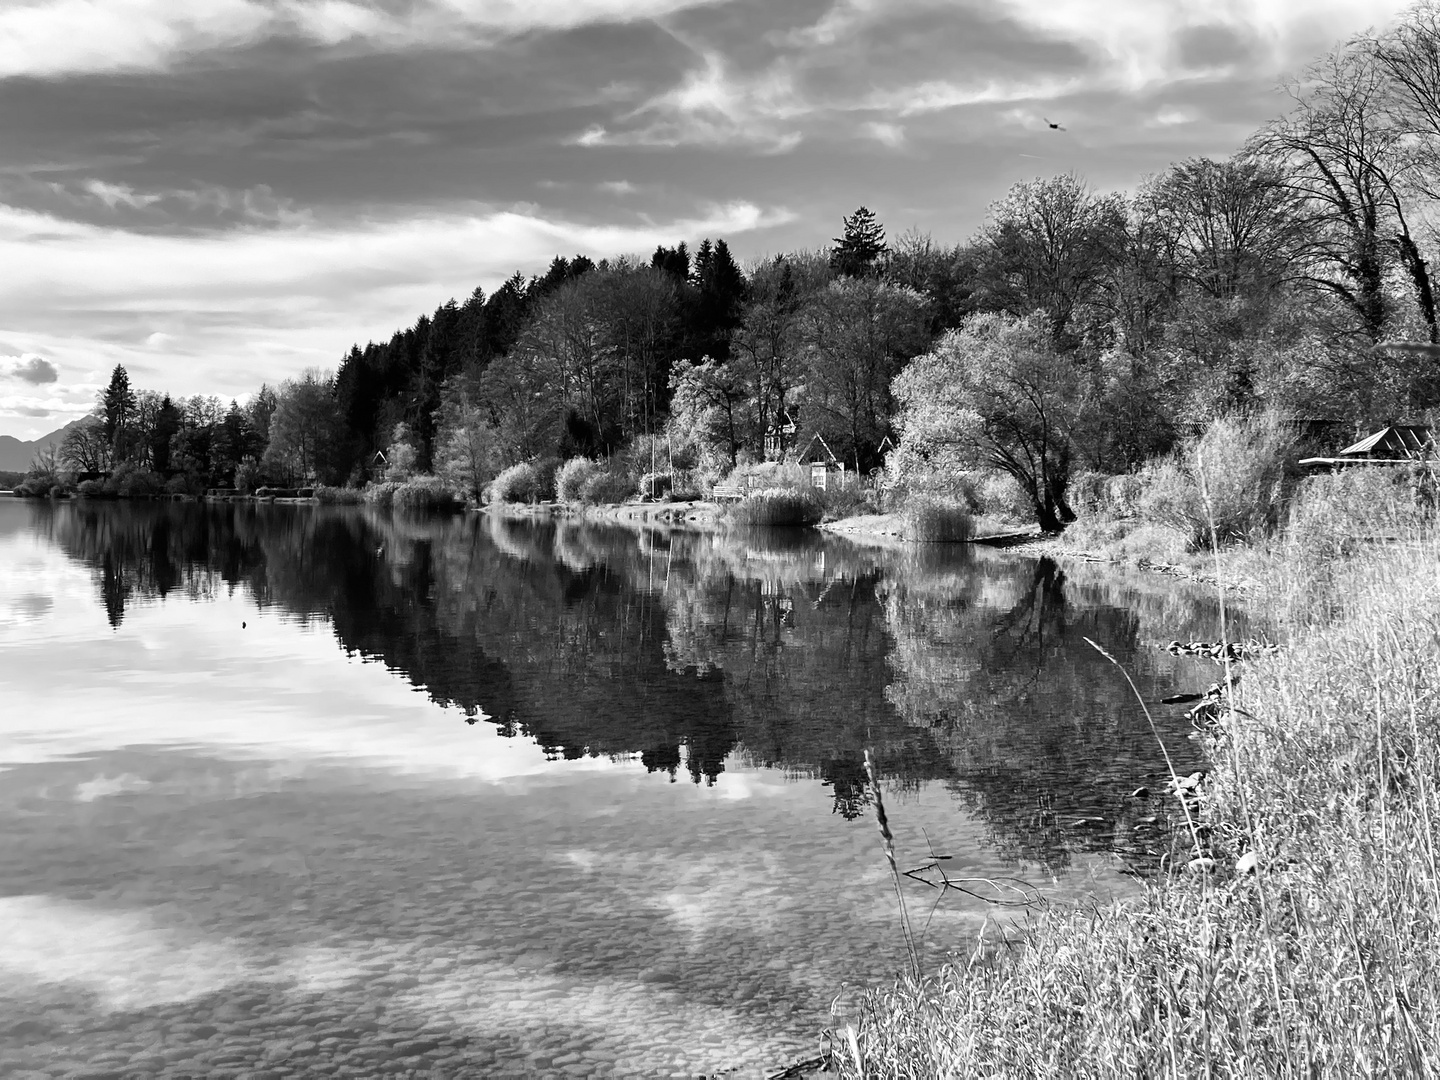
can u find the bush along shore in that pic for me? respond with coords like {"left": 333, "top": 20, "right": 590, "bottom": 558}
{"left": 825, "top": 478, "right": 1440, "bottom": 1076}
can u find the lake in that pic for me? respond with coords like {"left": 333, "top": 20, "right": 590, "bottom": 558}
{"left": 0, "top": 499, "right": 1243, "bottom": 1078}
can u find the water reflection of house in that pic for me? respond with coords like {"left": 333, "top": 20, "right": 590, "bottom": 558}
{"left": 795, "top": 433, "right": 847, "bottom": 490}
{"left": 1298, "top": 425, "right": 1436, "bottom": 472}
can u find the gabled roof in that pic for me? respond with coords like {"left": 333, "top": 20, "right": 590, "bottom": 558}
{"left": 1338, "top": 425, "right": 1434, "bottom": 457}
{"left": 795, "top": 432, "right": 842, "bottom": 466}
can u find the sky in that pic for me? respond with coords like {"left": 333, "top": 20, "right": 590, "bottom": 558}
{"left": 0, "top": 0, "right": 1415, "bottom": 440}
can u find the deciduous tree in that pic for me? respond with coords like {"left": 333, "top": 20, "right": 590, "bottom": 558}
{"left": 798, "top": 277, "right": 929, "bottom": 472}
{"left": 892, "top": 313, "right": 1083, "bottom": 531}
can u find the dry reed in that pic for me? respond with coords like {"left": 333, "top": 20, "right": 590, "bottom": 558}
{"left": 830, "top": 465, "right": 1440, "bottom": 1077}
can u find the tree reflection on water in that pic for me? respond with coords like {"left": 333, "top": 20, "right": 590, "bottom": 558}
{"left": 35, "top": 500, "right": 1247, "bottom": 871}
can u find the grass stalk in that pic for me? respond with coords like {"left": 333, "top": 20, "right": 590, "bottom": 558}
{"left": 832, "top": 453, "right": 1440, "bottom": 1076}
{"left": 864, "top": 748, "right": 921, "bottom": 983}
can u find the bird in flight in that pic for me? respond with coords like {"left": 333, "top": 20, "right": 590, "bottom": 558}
{"left": 1044, "top": 118, "right": 1065, "bottom": 131}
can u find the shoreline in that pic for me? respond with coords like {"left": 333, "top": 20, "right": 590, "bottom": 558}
{"left": 826, "top": 521, "right": 1440, "bottom": 1074}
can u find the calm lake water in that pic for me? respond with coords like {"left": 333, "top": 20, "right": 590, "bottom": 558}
{"left": 0, "top": 500, "right": 1245, "bottom": 1078}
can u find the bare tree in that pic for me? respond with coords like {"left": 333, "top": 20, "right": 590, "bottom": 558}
{"left": 1253, "top": 44, "right": 1435, "bottom": 343}
{"left": 972, "top": 174, "right": 1127, "bottom": 346}
{"left": 59, "top": 416, "right": 112, "bottom": 474}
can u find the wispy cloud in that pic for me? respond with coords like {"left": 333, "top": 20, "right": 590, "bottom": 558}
{"left": 0, "top": 0, "right": 727, "bottom": 79}
{"left": 0, "top": 198, "right": 795, "bottom": 402}
{"left": 0, "top": 0, "right": 1415, "bottom": 440}
{"left": 578, "top": 48, "right": 808, "bottom": 152}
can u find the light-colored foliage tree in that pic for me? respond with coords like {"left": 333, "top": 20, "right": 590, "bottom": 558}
{"left": 892, "top": 312, "right": 1084, "bottom": 532}
{"left": 384, "top": 422, "right": 418, "bottom": 481}
{"left": 434, "top": 405, "right": 500, "bottom": 502}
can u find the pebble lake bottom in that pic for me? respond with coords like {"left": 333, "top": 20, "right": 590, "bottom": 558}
{"left": 0, "top": 501, "right": 1245, "bottom": 1076}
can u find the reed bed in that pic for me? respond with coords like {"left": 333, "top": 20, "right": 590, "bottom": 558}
{"left": 903, "top": 495, "right": 973, "bottom": 542}
{"left": 729, "top": 487, "right": 824, "bottom": 527}
{"left": 832, "top": 514, "right": 1440, "bottom": 1077}
{"left": 364, "top": 476, "right": 463, "bottom": 512}
{"left": 313, "top": 484, "right": 364, "bottom": 505}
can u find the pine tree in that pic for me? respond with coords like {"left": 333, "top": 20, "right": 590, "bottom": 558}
{"left": 151, "top": 394, "right": 181, "bottom": 473}
{"left": 831, "top": 206, "right": 888, "bottom": 277}
{"left": 693, "top": 238, "right": 748, "bottom": 360}
{"left": 100, "top": 364, "right": 137, "bottom": 454}
{"left": 651, "top": 242, "right": 690, "bottom": 283}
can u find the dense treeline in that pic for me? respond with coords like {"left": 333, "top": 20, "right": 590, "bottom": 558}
{"left": 20, "top": 5, "right": 1440, "bottom": 519}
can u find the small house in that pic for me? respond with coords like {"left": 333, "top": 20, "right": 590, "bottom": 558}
{"left": 1298, "top": 425, "right": 1436, "bottom": 471}
{"left": 795, "top": 433, "right": 846, "bottom": 491}
{"left": 764, "top": 409, "right": 799, "bottom": 462}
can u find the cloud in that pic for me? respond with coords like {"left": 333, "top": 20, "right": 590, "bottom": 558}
{"left": 0, "top": 198, "right": 795, "bottom": 403}
{"left": 864, "top": 121, "right": 906, "bottom": 148}
{"left": 2, "top": 355, "right": 59, "bottom": 384}
{"left": 82, "top": 180, "right": 163, "bottom": 210}
{"left": 579, "top": 48, "right": 808, "bottom": 152}
{"left": 0, "top": 0, "right": 727, "bottom": 79}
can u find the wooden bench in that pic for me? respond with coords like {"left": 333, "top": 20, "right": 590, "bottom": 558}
{"left": 710, "top": 481, "right": 744, "bottom": 502}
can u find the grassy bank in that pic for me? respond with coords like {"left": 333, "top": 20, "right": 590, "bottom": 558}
{"left": 831, "top": 510, "right": 1440, "bottom": 1075}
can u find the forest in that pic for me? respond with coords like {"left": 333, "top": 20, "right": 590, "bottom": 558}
{"left": 21, "top": 8, "right": 1440, "bottom": 529}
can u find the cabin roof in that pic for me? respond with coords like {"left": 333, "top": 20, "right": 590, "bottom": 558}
{"left": 794, "top": 432, "right": 842, "bottom": 466}
{"left": 1337, "top": 425, "right": 1433, "bottom": 457}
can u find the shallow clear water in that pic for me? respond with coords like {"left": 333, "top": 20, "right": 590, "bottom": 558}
{"left": 0, "top": 501, "right": 1245, "bottom": 1078}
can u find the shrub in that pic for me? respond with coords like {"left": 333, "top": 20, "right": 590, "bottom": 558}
{"left": 391, "top": 476, "right": 464, "bottom": 513}
{"left": 76, "top": 479, "right": 108, "bottom": 497}
{"left": 730, "top": 487, "right": 824, "bottom": 527}
{"left": 234, "top": 461, "right": 261, "bottom": 496}
{"left": 1067, "top": 470, "right": 1110, "bottom": 515}
{"left": 363, "top": 480, "right": 403, "bottom": 508}
{"left": 314, "top": 485, "right": 364, "bottom": 505}
{"left": 975, "top": 470, "right": 1030, "bottom": 521}
{"left": 638, "top": 471, "right": 673, "bottom": 500}
{"left": 724, "top": 460, "right": 810, "bottom": 492}
{"left": 667, "top": 470, "right": 703, "bottom": 502}
{"left": 532, "top": 455, "right": 561, "bottom": 500}
{"left": 164, "top": 473, "right": 204, "bottom": 496}
{"left": 815, "top": 478, "right": 880, "bottom": 520}
{"left": 112, "top": 463, "right": 164, "bottom": 498}
{"left": 1138, "top": 412, "right": 1296, "bottom": 551}
{"left": 555, "top": 458, "right": 600, "bottom": 502}
{"left": 491, "top": 462, "right": 543, "bottom": 504}
{"left": 15, "top": 476, "right": 56, "bottom": 497}
{"left": 903, "top": 494, "right": 973, "bottom": 542}
{"left": 579, "top": 468, "right": 635, "bottom": 505}
{"left": 1103, "top": 473, "right": 1147, "bottom": 517}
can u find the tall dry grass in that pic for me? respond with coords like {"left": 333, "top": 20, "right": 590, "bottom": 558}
{"left": 831, "top": 494, "right": 1440, "bottom": 1077}
{"left": 729, "top": 487, "right": 824, "bottom": 527}
{"left": 1138, "top": 411, "right": 1296, "bottom": 551}
{"left": 902, "top": 495, "right": 973, "bottom": 542}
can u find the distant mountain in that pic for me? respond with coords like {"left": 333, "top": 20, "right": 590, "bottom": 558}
{"left": 0, "top": 419, "right": 85, "bottom": 473}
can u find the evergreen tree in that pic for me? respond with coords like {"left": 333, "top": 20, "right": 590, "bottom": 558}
{"left": 151, "top": 395, "right": 182, "bottom": 474}
{"left": 483, "top": 273, "right": 531, "bottom": 359}
{"left": 690, "top": 238, "right": 748, "bottom": 361}
{"left": 100, "top": 364, "right": 138, "bottom": 455}
{"left": 651, "top": 242, "right": 690, "bottom": 283}
{"left": 831, "top": 207, "right": 888, "bottom": 277}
